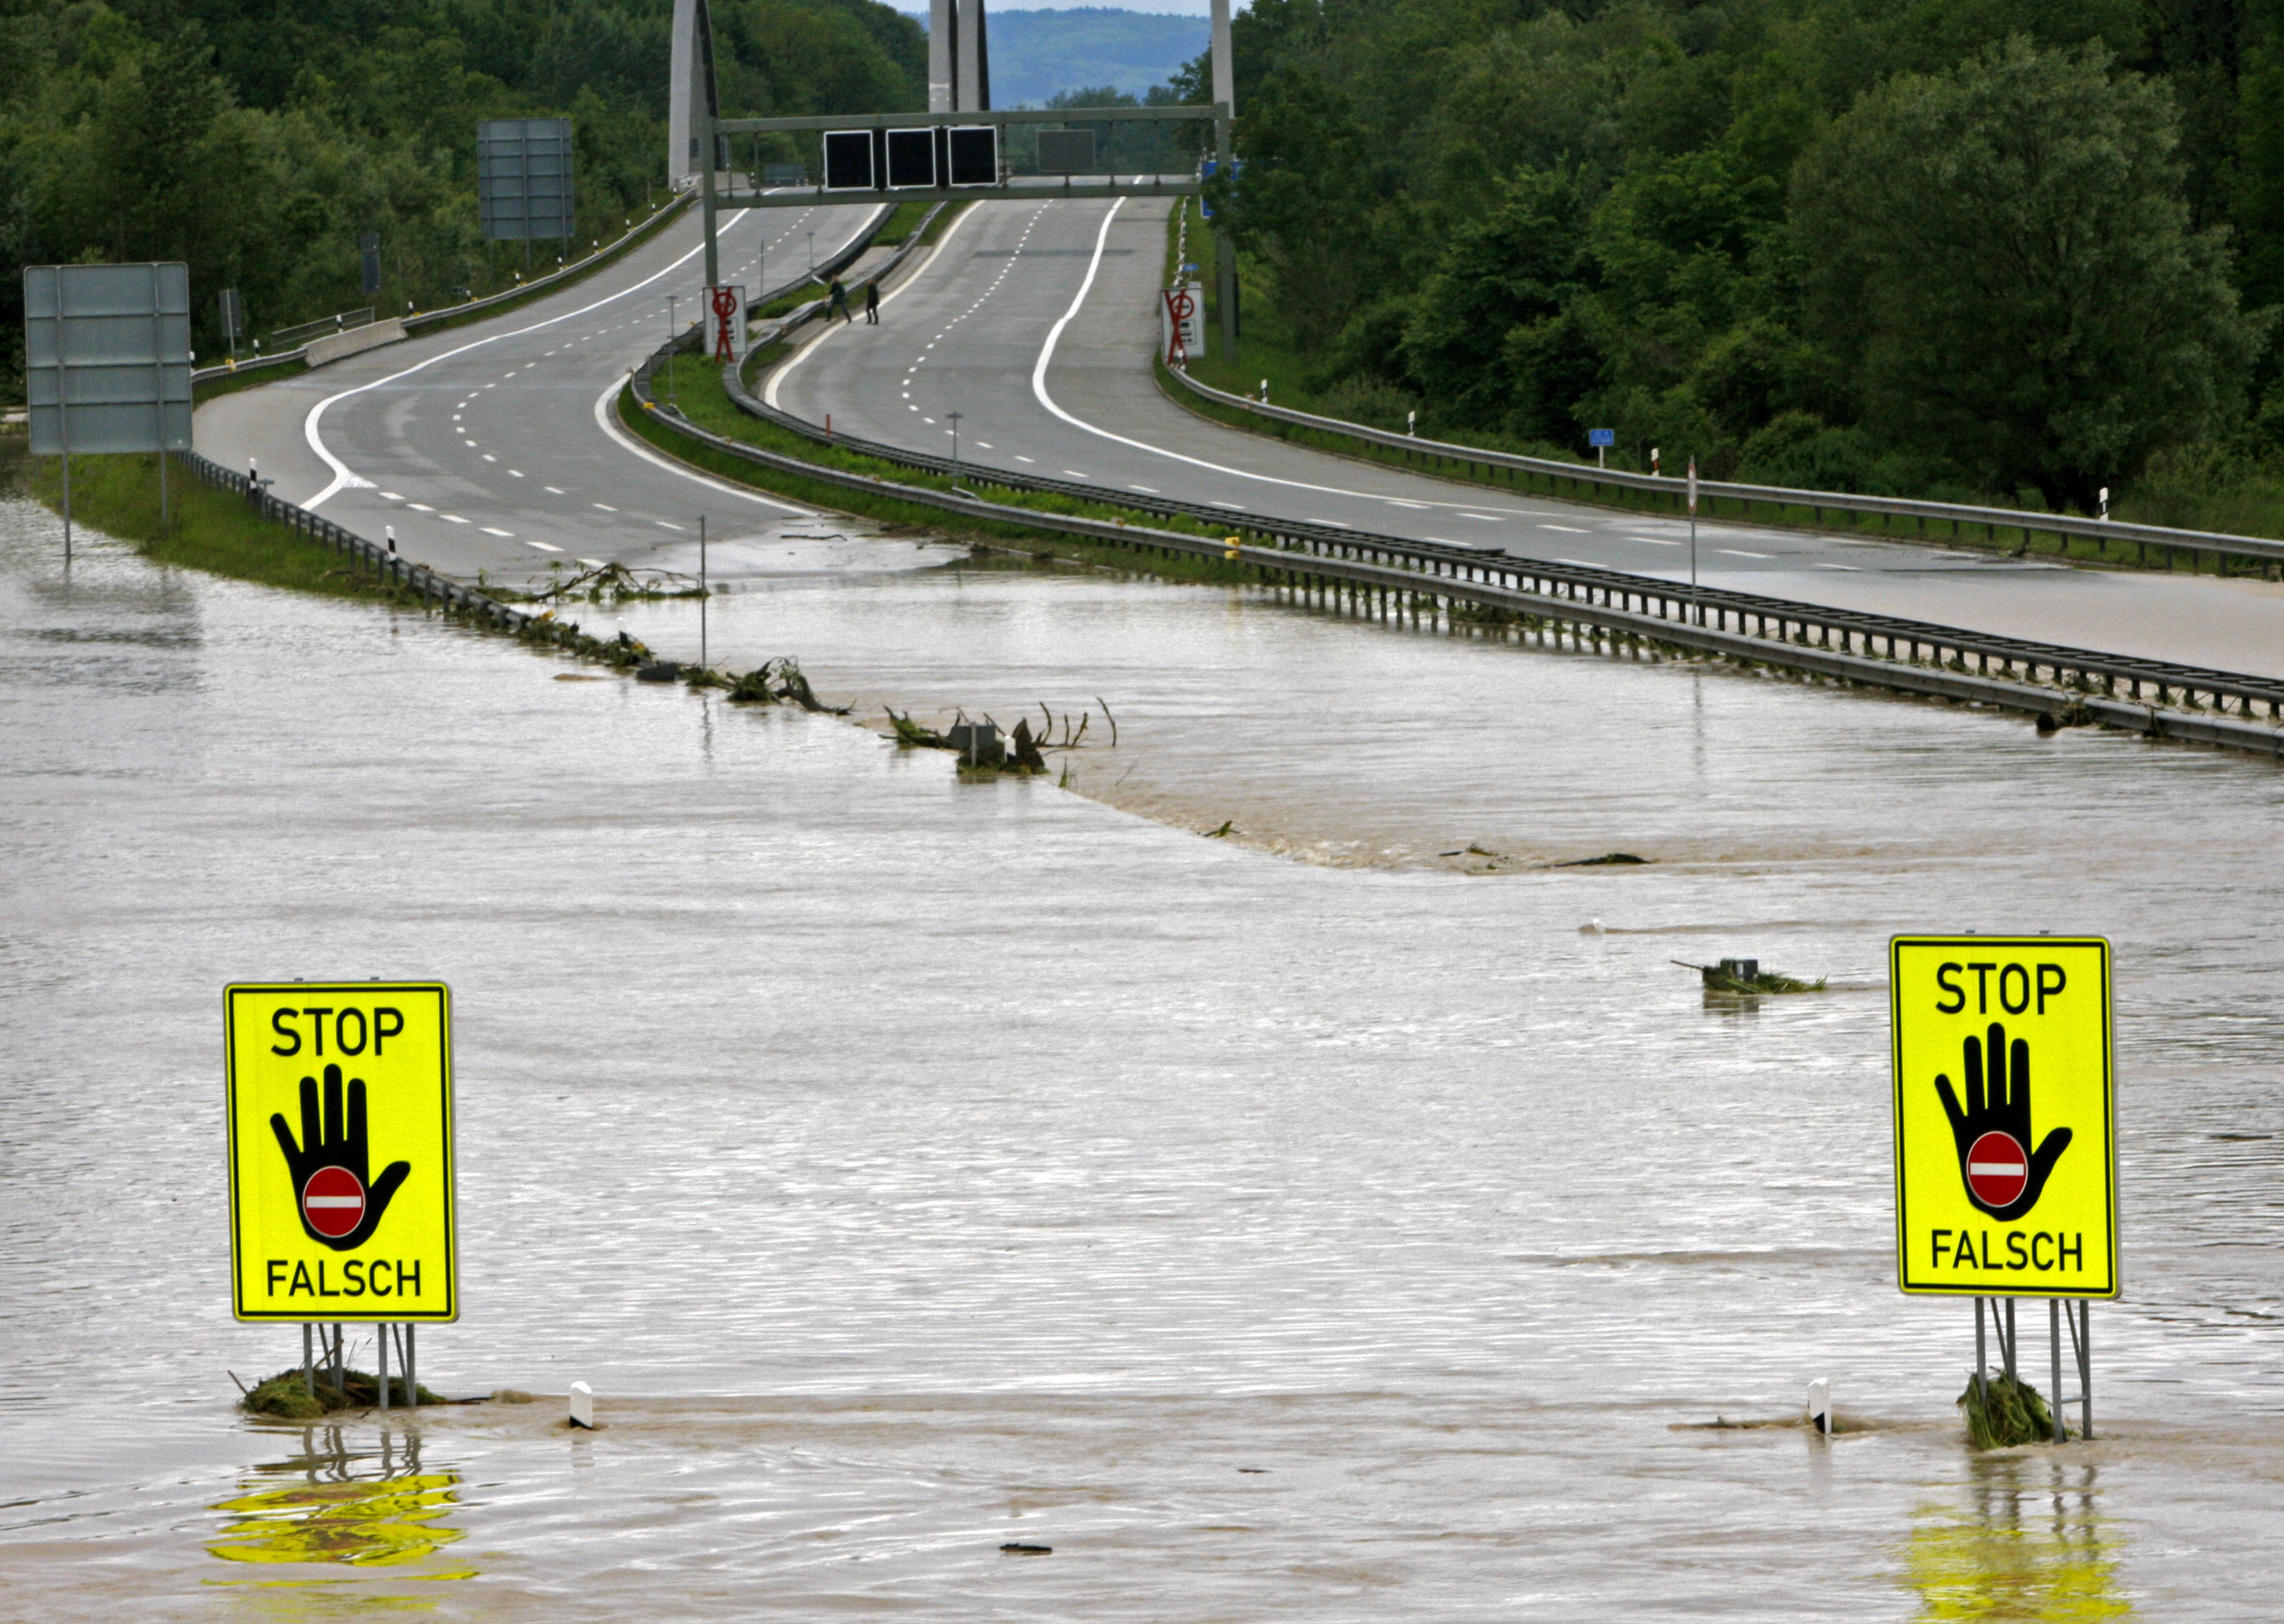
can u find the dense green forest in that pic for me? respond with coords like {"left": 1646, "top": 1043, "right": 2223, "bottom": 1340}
{"left": 0, "top": 0, "right": 924, "bottom": 394}
{"left": 1205, "top": 0, "right": 2284, "bottom": 515}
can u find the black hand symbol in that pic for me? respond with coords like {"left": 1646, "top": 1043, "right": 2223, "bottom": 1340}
{"left": 1934, "top": 1022, "right": 2072, "bottom": 1221}
{"left": 269, "top": 1062, "right": 411, "bottom": 1251}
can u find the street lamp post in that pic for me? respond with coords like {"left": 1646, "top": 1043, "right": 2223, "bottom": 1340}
{"left": 947, "top": 411, "right": 963, "bottom": 479}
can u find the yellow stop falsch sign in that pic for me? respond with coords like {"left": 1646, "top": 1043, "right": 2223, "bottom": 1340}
{"left": 1890, "top": 938, "right": 2117, "bottom": 1298}
{"left": 225, "top": 982, "right": 458, "bottom": 1322}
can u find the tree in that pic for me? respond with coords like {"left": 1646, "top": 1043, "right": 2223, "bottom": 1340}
{"left": 1792, "top": 38, "right": 2269, "bottom": 512}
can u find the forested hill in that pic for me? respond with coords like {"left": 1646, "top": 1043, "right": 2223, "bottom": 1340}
{"left": 0, "top": 0, "right": 925, "bottom": 392}
{"left": 1212, "top": 0, "right": 2284, "bottom": 515}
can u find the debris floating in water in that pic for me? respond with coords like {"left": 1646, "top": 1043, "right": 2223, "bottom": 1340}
{"left": 1676, "top": 957, "right": 1829, "bottom": 995}
{"left": 999, "top": 1542, "right": 1053, "bottom": 1555}
{"left": 1555, "top": 852, "right": 1647, "bottom": 866}
{"left": 1959, "top": 1371, "right": 2061, "bottom": 1448}
{"left": 887, "top": 701, "right": 1105, "bottom": 775}
{"left": 239, "top": 1365, "right": 441, "bottom": 1418}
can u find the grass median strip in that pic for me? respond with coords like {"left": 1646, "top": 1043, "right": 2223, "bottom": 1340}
{"left": 628, "top": 355, "right": 1258, "bottom": 586}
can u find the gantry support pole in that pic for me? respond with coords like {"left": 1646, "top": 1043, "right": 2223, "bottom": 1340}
{"left": 1210, "top": 0, "right": 1236, "bottom": 358}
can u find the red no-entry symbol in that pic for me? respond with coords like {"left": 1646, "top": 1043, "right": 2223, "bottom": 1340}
{"left": 1965, "top": 1131, "right": 2028, "bottom": 1209}
{"left": 711, "top": 285, "right": 740, "bottom": 363}
{"left": 1164, "top": 288, "right": 1195, "bottom": 365}
{"left": 302, "top": 1164, "right": 366, "bottom": 1239}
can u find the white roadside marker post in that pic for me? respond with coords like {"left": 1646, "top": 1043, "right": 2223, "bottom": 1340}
{"left": 1807, "top": 1377, "right": 1831, "bottom": 1436}
{"left": 569, "top": 1380, "right": 596, "bottom": 1430}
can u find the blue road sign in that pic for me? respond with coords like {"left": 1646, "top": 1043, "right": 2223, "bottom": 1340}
{"left": 1588, "top": 427, "right": 1615, "bottom": 448}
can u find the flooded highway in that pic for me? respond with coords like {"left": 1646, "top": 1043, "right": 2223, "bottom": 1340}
{"left": 3, "top": 499, "right": 2283, "bottom": 1619}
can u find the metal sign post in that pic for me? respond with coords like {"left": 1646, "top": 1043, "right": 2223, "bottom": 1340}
{"left": 1891, "top": 936, "right": 2118, "bottom": 1441}
{"left": 1686, "top": 458, "right": 1699, "bottom": 624}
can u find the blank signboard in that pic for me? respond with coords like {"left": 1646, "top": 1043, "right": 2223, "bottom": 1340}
{"left": 1037, "top": 129, "right": 1096, "bottom": 174}
{"left": 478, "top": 118, "right": 575, "bottom": 242}
{"left": 885, "top": 128, "right": 936, "bottom": 190}
{"left": 948, "top": 126, "right": 999, "bottom": 187}
{"left": 22, "top": 262, "right": 192, "bottom": 455}
{"left": 823, "top": 130, "right": 877, "bottom": 190}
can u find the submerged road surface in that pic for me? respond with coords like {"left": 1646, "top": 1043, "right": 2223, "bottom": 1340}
{"left": 196, "top": 197, "right": 896, "bottom": 587}
{"left": 771, "top": 197, "right": 2284, "bottom": 679}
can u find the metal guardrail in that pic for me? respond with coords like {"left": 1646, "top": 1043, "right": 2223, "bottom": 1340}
{"left": 1161, "top": 363, "right": 2284, "bottom": 574}
{"left": 614, "top": 330, "right": 2284, "bottom": 756}
{"left": 193, "top": 191, "right": 698, "bottom": 386}
{"left": 270, "top": 307, "right": 376, "bottom": 348}
{"left": 182, "top": 448, "right": 529, "bottom": 630}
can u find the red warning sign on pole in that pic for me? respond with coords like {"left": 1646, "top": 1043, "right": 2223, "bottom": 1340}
{"left": 707, "top": 284, "right": 746, "bottom": 363}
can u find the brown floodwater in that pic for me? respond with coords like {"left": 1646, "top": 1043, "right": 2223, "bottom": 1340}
{"left": 3, "top": 503, "right": 2281, "bottom": 1620}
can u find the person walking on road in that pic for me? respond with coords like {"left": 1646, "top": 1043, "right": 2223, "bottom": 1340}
{"left": 828, "top": 278, "right": 852, "bottom": 324}
{"left": 863, "top": 280, "right": 879, "bottom": 324}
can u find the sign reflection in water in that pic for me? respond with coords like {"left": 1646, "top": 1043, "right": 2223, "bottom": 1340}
{"left": 1901, "top": 1458, "right": 2128, "bottom": 1621}
{"left": 208, "top": 1428, "right": 471, "bottom": 1576}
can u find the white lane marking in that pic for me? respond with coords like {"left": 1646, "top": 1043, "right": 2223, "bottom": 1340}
{"left": 1129, "top": 484, "right": 1159, "bottom": 493}
{"left": 482, "top": 453, "right": 497, "bottom": 462}
{"left": 442, "top": 515, "right": 469, "bottom": 523}
{"left": 1210, "top": 500, "right": 1245, "bottom": 509}
{"left": 1817, "top": 563, "right": 1863, "bottom": 572}
{"left": 1064, "top": 470, "right": 1091, "bottom": 478}
{"left": 578, "top": 556, "right": 608, "bottom": 567}
{"left": 1720, "top": 549, "right": 1771, "bottom": 559}
{"left": 545, "top": 486, "right": 567, "bottom": 494}
{"left": 1538, "top": 523, "right": 1586, "bottom": 532}
{"left": 481, "top": 526, "right": 514, "bottom": 537}
{"left": 590, "top": 376, "right": 813, "bottom": 515}
{"left": 975, "top": 442, "right": 995, "bottom": 449}
{"left": 657, "top": 520, "right": 685, "bottom": 530}
{"left": 304, "top": 203, "right": 798, "bottom": 506}
{"left": 765, "top": 201, "right": 986, "bottom": 409}
{"left": 407, "top": 502, "right": 433, "bottom": 512}
{"left": 1458, "top": 512, "right": 1503, "bottom": 521}
{"left": 593, "top": 503, "right": 618, "bottom": 511}
{"left": 508, "top": 469, "right": 524, "bottom": 477}
{"left": 525, "top": 540, "right": 563, "bottom": 552}
{"left": 378, "top": 491, "right": 403, "bottom": 501}
{"left": 1630, "top": 536, "right": 1678, "bottom": 545}
{"left": 1015, "top": 455, "right": 1034, "bottom": 463}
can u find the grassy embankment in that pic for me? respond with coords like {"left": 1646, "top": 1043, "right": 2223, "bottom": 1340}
{"left": 5, "top": 441, "right": 428, "bottom": 607}
{"left": 1159, "top": 200, "right": 2284, "bottom": 578}
{"left": 623, "top": 352, "right": 1258, "bottom": 587}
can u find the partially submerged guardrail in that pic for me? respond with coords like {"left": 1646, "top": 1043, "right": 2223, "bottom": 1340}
{"left": 181, "top": 449, "right": 530, "bottom": 629}
{"left": 1162, "top": 363, "right": 2284, "bottom": 576}
{"left": 193, "top": 191, "right": 697, "bottom": 387}
{"left": 616, "top": 330, "right": 2284, "bottom": 757}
